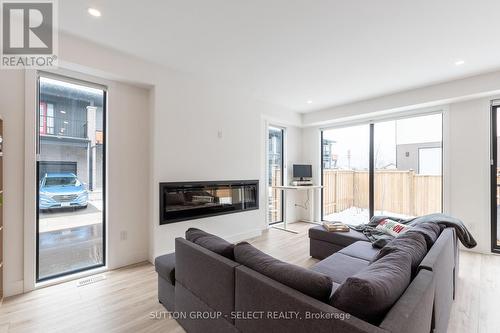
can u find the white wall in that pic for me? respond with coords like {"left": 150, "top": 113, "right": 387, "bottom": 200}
{"left": 283, "top": 126, "right": 306, "bottom": 223}
{"left": 106, "top": 81, "right": 151, "bottom": 269}
{"left": 0, "top": 71, "right": 26, "bottom": 296}
{"left": 150, "top": 75, "right": 300, "bottom": 258}
{"left": 447, "top": 98, "right": 493, "bottom": 254}
{"left": 0, "top": 33, "right": 300, "bottom": 296}
{"left": 301, "top": 128, "right": 322, "bottom": 222}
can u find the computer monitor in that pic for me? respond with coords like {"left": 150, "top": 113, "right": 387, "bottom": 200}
{"left": 293, "top": 164, "right": 312, "bottom": 179}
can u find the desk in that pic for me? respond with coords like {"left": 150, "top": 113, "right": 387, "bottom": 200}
{"left": 271, "top": 185, "right": 323, "bottom": 233}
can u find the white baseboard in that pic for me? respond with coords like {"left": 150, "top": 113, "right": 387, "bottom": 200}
{"left": 108, "top": 251, "right": 149, "bottom": 270}
{"left": 225, "top": 228, "right": 262, "bottom": 243}
{"left": 4, "top": 279, "right": 24, "bottom": 297}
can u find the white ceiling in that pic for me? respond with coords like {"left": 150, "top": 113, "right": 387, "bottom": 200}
{"left": 59, "top": 0, "right": 500, "bottom": 113}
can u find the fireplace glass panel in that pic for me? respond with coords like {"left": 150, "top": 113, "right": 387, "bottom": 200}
{"left": 160, "top": 181, "right": 258, "bottom": 224}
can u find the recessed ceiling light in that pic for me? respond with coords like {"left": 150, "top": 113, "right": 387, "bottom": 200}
{"left": 60, "top": 110, "right": 66, "bottom": 114}
{"left": 88, "top": 8, "right": 101, "bottom": 17}
{"left": 307, "top": 100, "right": 313, "bottom": 104}
{"left": 455, "top": 60, "right": 465, "bottom": 66}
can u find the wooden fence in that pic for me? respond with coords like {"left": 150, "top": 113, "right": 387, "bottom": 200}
{"left": 322, "top": 169, "right": 442, "bottom": 217}
{"left": 268, "top": 169, "right": 441, "bottom": 222}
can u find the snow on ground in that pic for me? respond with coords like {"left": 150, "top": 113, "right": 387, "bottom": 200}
{"left": 324, "top": 207, "right": 412, "bottom": 226}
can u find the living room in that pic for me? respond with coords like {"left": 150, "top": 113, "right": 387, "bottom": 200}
{"left": 0, "top": 1, "right": 498, "bottom": 333}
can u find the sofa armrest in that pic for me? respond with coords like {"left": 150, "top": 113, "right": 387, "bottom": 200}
{"left": 418, "top": 228, "right": 455, "bottom": 333}
{"left": 234, "top": 265, "right": 387, "bottom": 333}
{"left": 155, "top": 252, "right": 176, "bottom": 285}
{"left": 175, "top": 237, "right": 239, "bottom": 319}
{"left": 379, "top": 269, "right": 435, "bottom": 333}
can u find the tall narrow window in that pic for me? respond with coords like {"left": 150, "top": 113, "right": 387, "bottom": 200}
{"left": 491, "top": 105, "right": 500, "bottom": 252}
{"left": 268, "top": 126, "right": 284, "bottom": 224}
{"left": 37, "top": 76, "right": 106, "bottom": 281}
{"left": 321, "top": 113, "right": 442, "bottom": 224}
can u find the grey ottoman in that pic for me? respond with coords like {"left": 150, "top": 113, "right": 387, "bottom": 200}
{"left": 155, "top": 252, "right": 176, "bottom": 311}
{"left": 309, "top": 225, "right": 369, "bottom": 259}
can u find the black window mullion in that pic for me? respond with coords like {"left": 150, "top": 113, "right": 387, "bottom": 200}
{"left": 369, "top": 123, "right": 375, "bottom": 219}
{"left": 320, "top": 130, "right": 324, "bottom": 221}
{"left": 280, "top": 128, "right": 284, "bottom": 221}
{"left": 491, "top": 106, "right": 499, "bottom": 253}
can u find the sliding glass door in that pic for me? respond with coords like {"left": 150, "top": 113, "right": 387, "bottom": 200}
{"left": 321, "top": 113, "right": 442, "bottom": 224}
{"left": 268, "top": 126, "right": 284, "bottom": 224}
{"left": 37, "top": 75, "right": 106, "bottom": 281}
{"left": 491, "top": 105, "right": 500, "bottom": 252}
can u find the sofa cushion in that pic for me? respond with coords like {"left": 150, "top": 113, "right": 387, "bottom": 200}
{"left": 408, "top": 222, "right": 442, "bottom": 250}
{"left": 311, "top": 252, "right": 370, "bottom": 284}
{"left": 234, "top": 242, "right": 333, "bottom": 302}
{"left": 308, "top": 225, "right": 369, "bottom": 247}
{"left": 338, "top": 241, "right": 381, "bottom": 261}
{"left": 331, "top": 251, "right": 412, "bottom": 325}
{"left": 186, "top": 228, "right": 234, "bottom": 260}
{"left": 374, "top": 231, "right": 427, "bottom": 276}
{"left": 155, "top": 252, "right": 176, "bottom": 285}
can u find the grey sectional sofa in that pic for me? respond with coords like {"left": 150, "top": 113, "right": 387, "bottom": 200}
{"left": 155, "top": 225, "right": 458, "bottom": 333}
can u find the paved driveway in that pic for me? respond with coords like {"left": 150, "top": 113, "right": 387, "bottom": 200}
{"left": 39, "top": 223, "right": 103, "bottom": 279}
{"left": 38, "top": 191, "right": 104, "bottom": 279}
{"left": 39, "top": 197, "right": 103, "bottom": 233}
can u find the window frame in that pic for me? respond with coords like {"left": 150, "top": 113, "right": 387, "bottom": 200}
{"left": 268, "top": 125, "right": 285, "bottom": 225}
{"left": 36, "top": 73, "right": 108, "bottom": 282}
{"left": 491, "top": 105, "right": 500, "bottom": 253}
{"left": 320, "top": 111, "right": 443, "bottom": 222}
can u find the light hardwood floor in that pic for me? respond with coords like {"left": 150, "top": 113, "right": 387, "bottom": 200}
{"left": 0, "top": 222, "right": 498, "bottom": 333}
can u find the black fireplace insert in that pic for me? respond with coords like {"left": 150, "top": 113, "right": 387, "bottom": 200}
{"left": 159, "top": 180, "right": 259, "bottom": 224}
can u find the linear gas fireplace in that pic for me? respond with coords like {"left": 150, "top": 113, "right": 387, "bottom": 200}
{"left": 159, "top": 180, "right": 259, "bottom": 224}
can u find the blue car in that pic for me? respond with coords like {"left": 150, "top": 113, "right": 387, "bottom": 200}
{"left": 39, "top": 172, "right": 88, "bottom": 210}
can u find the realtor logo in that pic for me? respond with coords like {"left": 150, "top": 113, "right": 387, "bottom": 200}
{"left": 1, "top": 0, "right": 58, "bottom": 68}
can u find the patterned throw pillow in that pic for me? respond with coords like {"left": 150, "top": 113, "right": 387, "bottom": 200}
{"left": 375, "top": 218, "right": 412, "bottom": 237}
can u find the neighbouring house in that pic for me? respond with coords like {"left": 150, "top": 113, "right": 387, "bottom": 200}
{"left": 39, "top": 80, "right": 104, "bottom": 190}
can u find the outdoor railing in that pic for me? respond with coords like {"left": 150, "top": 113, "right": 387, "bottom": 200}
{"left": 40, "top": 115, "right": 87, "bottom": 139}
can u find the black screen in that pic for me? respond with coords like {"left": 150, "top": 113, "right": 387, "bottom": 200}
{"left": 293, "top": 164, "right": 312, "bottom": 178}
{"left": 159, "top": 180, "right": 259, "bottom": 224}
